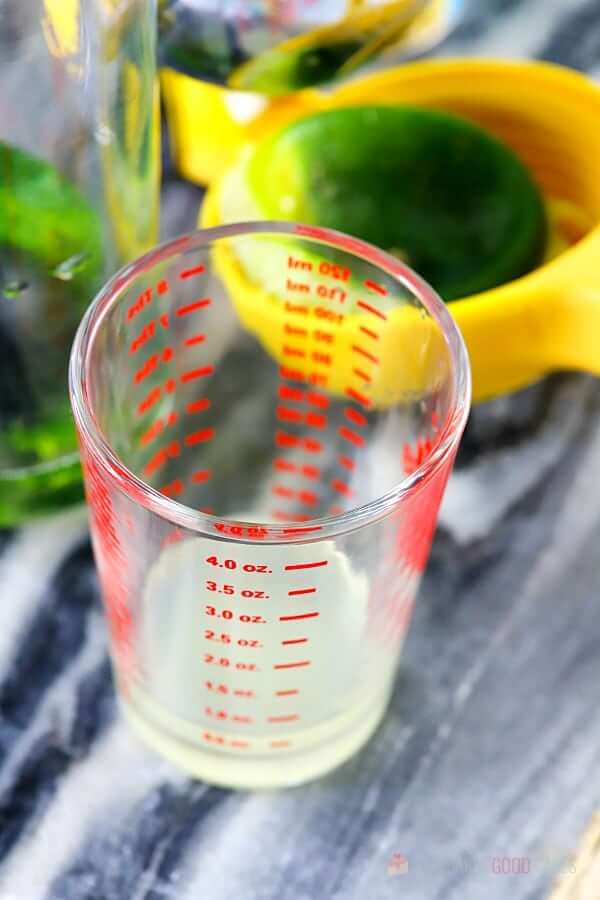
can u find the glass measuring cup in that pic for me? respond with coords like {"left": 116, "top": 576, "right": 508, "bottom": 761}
{"left": 0, "top": 0, "right": 158, "bottom": 524}
{"left": 70, "top": 222, "right": 470, "bottom": 789}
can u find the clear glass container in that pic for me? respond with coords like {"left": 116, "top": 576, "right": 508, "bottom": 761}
{"left": 70, "top": 222, "right": 470, "bottom": 788}
{"left": 0, "top": 0, "right": 159, "bottom": 524}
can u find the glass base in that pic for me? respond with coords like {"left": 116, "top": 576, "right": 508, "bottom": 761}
{"left": 120, "top": 682, "right": 392, "bottom": 790}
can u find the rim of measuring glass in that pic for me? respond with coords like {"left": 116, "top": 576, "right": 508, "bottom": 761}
{"left": 70, "top": 222, "right": 471, "bottom": 544}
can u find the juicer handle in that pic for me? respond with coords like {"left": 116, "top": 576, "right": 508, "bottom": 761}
{"left": 453, "top": 230, "right": 600, "bottom": 404}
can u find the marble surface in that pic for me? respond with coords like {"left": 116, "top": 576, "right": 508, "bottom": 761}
{"left": 3, "top": 1, "right": 600, "bottom": 897}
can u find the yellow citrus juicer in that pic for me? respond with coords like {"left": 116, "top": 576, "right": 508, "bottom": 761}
{"left": 200, "top": 59, "right": 600, "bottom": 403}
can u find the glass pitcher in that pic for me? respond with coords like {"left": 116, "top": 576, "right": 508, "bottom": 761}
{"left": 0, "top": 0, "right": 159, "bottom": 525}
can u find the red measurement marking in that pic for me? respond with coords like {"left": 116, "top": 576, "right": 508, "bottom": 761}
{"left": 346, "top": 386, "right": 371, "bottom": 408}
{"left": 160, "top": 479, "right": 183, "bottom": 498}
{"left": 353, "top": 367, "right": 372, "bottom": 383}
{"left": 133, "top": 353, "right": 158, "bottom": 385}
{"left": 277, "top": 405, "right": 302, "bottom": 424}
{"left": 306, "top": 412, "right": 327, "bottom": 428}
{"left": 339, "top": 425, "right": 365, "bottom": 448}
{"left": 288, "top": 587, "right": 316, "bottom": 596}
{"left": 276, "top": 689, "right": 299, "bottom": 696}
{"left": 127, "top": 288, "right": 152, "bottom": 321}
{"left": 186, "top": 398, "right": 211, "bottom": 414}
{"left": 185, "top": 427, "right": 215, "bottom": 447}
{"left": 332, "top": 478, "right": 353, "bottom": 497}
{"left": 279, "top": 612, "right": 319, "bottom": 622}
{"left": 165, "top": 378, "right": 177, "bottom": 394}
{"left": 274, "top": 661, "right": 310, "bottom": 669}
{"left": 285, "top": 323, "right": 308, "bottom": 337}
{"left": 307, "top": 391, "right": 329, "bottom": 409}
{"left": 180, "top": 264, "right": 205, "bottom": 279}
{"left": 364, "top": 279, "right": 388, "bottom": 296}
{"left": 231, "top": 740, "right": 250, "bottom": 749}
{"left": 339, "top": 454, "right": 355, "bottom": 471}
{"left": 279, "top": 385, "right": 303, "bottom": 402}
{"left": 358, "top": 300, "right": 388, "bottom": 322}
{"left": 282, "top": 638, "right": 307, "bottom": 646}
{"left": 285, "top": 301, "right": 309, "bottom": 315}
{"left": 273, "top": 459, "right": 321, "bottom": 480}
{"left": 270, "top": 740, "right": 291, "bottom": 748}
{"left": 184, "top": 334, "right": 206, "bottom": 347}
{"left": 279, "top": 365, "right": 304, "bottom": 381}
{"left": 282, "top": 525, "right": 322, "bottom": 535}
{"left": 352, "top": 344, "right": 380, "bottom": 365}
{"left": 403, "top": 435, "right": 435, "bottom": 475}
{"left": 180, "top": 365, "right": 214, "bottom": 383}
{"left": 177, "top": 298, "right": 211, "bottom": 317}
{"left": 284, "top": 560, "right": 327, "bottom": 571}
{"left": 140, "top": 419, "right": 164, "bottom": 447}
{"left": 345, "top": 408, "right": 368, "bottom": 427}
{"left": 360, "top": 324, "right": 379, "bottom": 340}
{"left": 137, "top": 386, "right": 161, "bottom": 416}
{"left": 268, "top": 715, "right": 299, "bottom": 723}
{"left": 275, "top": 431, "right": 322, "bottom": 453}
{"left": 157, "top": 279, "right": 169, "bottom": 295}
{"left": 144, "top": 440, "right": 180, "bottom": 477}
{"left": 273, "top": 485, "right": 294, "bottom": 499}
{"left": 283, "top": 345, "right": 306, "bottom": 359}
{"left": 192, "top": 469, "right": 212, "bottom": 484}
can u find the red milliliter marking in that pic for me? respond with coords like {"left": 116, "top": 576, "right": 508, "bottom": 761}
{"left": 279, "top": 384, "right": 304, "bottom": 402}
{"left": 268, "top": 715, "right": 299, "bottom": 723}
{"left": 353, "top": 367, "right": 372, "bottom": 383}
{"left": 185, "top": 427, "right": 215, "bottom": 447}
{"left": 282, "top": 638, "right": 307, "bottom": 645}
{"left": 358, "top": 298, "right": 388, "bottom": 320}
{"left": 231, "top": 740, "right": 250, "bottom": 749}
{"left": 285, "top": 323, "right": 308, "bottom": 337}
{"left": 144, "top": 440, "right": 180, "bottom": 476}
{"left": 181, "top": 365, "right": 214, "bottom": 383}
{"left": 306, "top": 412, "right": 327, "bottom": 428}
{"left": 271, "top": 740, "right": 291, "bottom": 748}
{"left": 332, "top": 478, "right": 353, "bottom": 497}
{"left": 186, "top": 398, "right": 211, "bottom": 414}
{"left": 279, "top": 365, "right": 304, "bottom": 381}
{"left": 276, "top": 689, "right": 299, "bottom": 696}
{"left": 279, "top": 612, "right": 320, "bottom": 622}
{"left": 307, "top": 390, "right": 329, "bottom": 409}
{"left": 346, "top": 386, "right": 371, "bottom": 408}
{"left": 345, "top": 407, "right": 368, "bottom": 427}
{"left": 352, "top": 344, "right": 380, "bottom": 365}
{"left": 274, "top": 458, "right": 295, "bottom": 473}
{"left": 157, "top": 279, "right": 169, "bottom": 295}
{"left": 277, "top": 405, "right": 303, "bottom": 424}
{"left": 302, "top": 464, "right": 321, "bottom": 479}
{"left": 364, "top": 278, "right": 388, "bottom": 296}
{"left": 288, "top": 587, "right": 316, "bottom": 596}
{"left": 339, "top": 454, "right": 355, "bottom": 471}
{"left": 192, "top": 469, "right": 212, "bottom": 484}
{"left": 137, "top": 386, "right": 161, "bottom": 416}
{"left": 160, "top": 479, "right": 183, "bottom": 498}
{"left": 298, "top": 490, "right": 318, "bottom": 506}
{"left": 283, "top": 345, "right": 306, "bottom": 358}
{"left": 273, "top": 484, "right": 294, "bottom": 499}
{"left": 360, "top": 324, "right": 379, "bottom": 340}
{"left": 180, "top": 264, "right": 205, "bottom": 279}
{"left": 339, "top": 425, "right": 365, "bottom": 448}
{"left": 176, "top": 298, "right": 211, "bottom": 317}
{"left": 140, "top": 419, "right": 164, "bottom": 447}
{"left": 184, "top": 334, "right": 206, "bottom": 347}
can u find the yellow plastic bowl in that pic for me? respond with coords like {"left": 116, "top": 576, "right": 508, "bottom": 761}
{"left": 200, "top": 60, "right": 600, "bottom": 402}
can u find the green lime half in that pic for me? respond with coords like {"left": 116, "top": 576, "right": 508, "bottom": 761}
{"left": 229, "top": 105, "right": 546, "bottom": 301}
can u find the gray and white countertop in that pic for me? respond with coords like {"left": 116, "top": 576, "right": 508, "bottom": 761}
{"left": 2, "top": 2, "right": 600, "bottom": 897}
